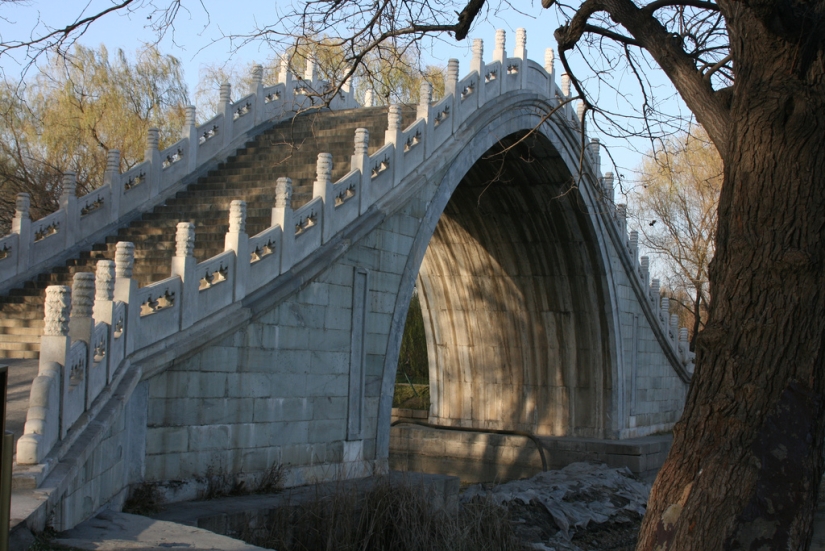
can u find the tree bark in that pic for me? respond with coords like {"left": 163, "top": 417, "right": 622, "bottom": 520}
{"left": 637, "top": 5, "right": 825, "bottom": 548}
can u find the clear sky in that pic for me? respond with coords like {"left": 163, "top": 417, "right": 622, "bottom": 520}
{"left": 0, "top": 1, "right": 689, "bottom": 198}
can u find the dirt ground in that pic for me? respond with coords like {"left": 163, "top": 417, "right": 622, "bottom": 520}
{"left": 507, "top": 500, "right": 640, "bottom": 550}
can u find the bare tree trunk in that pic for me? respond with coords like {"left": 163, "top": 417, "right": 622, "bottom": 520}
{"left": 637, "top": 12, "right": 825, "bottom": 548}
{"left": 690, "top": 290, "right": 701, "bottom": 352}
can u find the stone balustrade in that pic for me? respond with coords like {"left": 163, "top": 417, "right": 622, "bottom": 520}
{"left": 15, "top": 29, "right": 694, "bottom": 472}
{"left": 0, "top": 61, "right": 358, "bottom": 291}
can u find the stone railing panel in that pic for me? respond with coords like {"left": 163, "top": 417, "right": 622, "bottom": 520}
{"left": 502, "top": 57, "right": 524, "bottom": 94}
{"left": 290, "top": 196, "right": 323, "bottom": 266}
{"left": 0, "top": 233, "right": 19, "bottom": 282}
{"left": 248, "top": 225, "right": 282, "bottom": 290}
{"left": 62, "top": 340, "right": 88, "bottom": 439}
{"left": 87, "top": 321, "right": 110, "bottom": 408}
{"left": 399, "top": 119, "right": 426, "bottom": 181}
{"left": 427, "top": 95, "right": 454, "bottom": 157}
{"left": 482, "top": 61, "right": 503, "bottom": 105}
{"left": 456, "top": 73, "right": 480, "bottom": 125}
{"left": 131, "top": 276, "right": 181, "bottom": 351}
{"left": 119, "top": 161, "right": 151, "bottom": 214}
{"left": 77, "top": 184, "right": 112, "bottom": 237}
{"left": 524, "top": 59, "right": 551, "bottom": 96}
{"left": 159, "top": 137, "right": 189, "bottom": 190}
{"left": 327, "top": 170, "right": 362, "bottom": 239}
{"left": 262, "top": 84, "right": 288, "bottom": 120}
{"left": 230, "top": 92, "right": 257, "bottom": 136}
{"left": 195, "top": 250, "right": 236, "bottom": 319}
{"left": 195, "top": 113, "right": 225, "bottom": 164}
{"left": 30, "top": 210, "right": 67, "bottom": 266}
{"left": 109, "top": 301, "right": 127, "bottom": 381}
{"left": 363, "top": 143, "right": 396, "bottom": 208}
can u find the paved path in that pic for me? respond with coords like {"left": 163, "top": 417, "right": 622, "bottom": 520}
{"left": 53, "top": 510, "right": 268, "bottom": 551}
{"left": 3, "top": 359, "right": 38, "bottom": 439}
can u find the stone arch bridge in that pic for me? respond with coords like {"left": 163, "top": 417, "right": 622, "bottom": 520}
{"left": 1, "top": 30, "right": 692, "bottom": 532}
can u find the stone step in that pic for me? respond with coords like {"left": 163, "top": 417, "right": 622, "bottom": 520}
{"left": 0, "top": 105, "right": 398, "bottom": 359}
{"left": 0, "top": 350, "right": 39, "bottom": 359}
{"left": 0, "top": 334, "right": 40, "bottom": 344}
{"left": 0, "top": 318, "right": 43, "bottom": 329}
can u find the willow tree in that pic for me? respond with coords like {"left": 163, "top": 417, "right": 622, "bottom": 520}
{"left": 0, "top": 44, "right": 188, "bottom": 231}
{"left": 635, "top": 127, "right": 721, "bottom": 350}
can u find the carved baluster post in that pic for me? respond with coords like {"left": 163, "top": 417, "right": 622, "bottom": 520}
{"left": 220, "top": 83, "right": 234, "bottom": 148}
{"left": 629, "top": 230, "right": 639, "bottom": 267}
{"left": 617, "top": 203, "right": 628, "bottom": 237}
{"left": 446, "top": 58, "right": 459, "bottom": 98}
{"left": 271, "top": 178, "right": 294, "bottom": 272}
{"left": 603, "top": 171, "right": 615, "bottom": 205}
{"left": 70, "top": 272, "right": 95, "bottom": 408}
{"left": 589, "top": 138, "right": 601, "bottom": 175}
{"left": 145, "top": 128, "right": 160, "bottom": 198}
{"left": 515, "top": 28, "right": 527, "bottom": 89}
{"left": 447, "top": 59, "right": 459, "bottom": 131}
{"left": 40, "top": 286, "right": 73, "bottom": 446}
{"left": 577, "top": 101, "right": 586, "bottom": 127}
{"left": 17, "top": 299, "right": 66, "bottom": 463}
{"left": 493, "top": 29, "right": 506, "bottom": 63}
{"left": 61, "top": 172, "right": 78, "bottom": 248}
{"left": 471, "top": 38, "right": 484, "bottom": 74}
{"left": 341, "top": 69, "right": 354, "bottom": 108}
{"left": 183, "top": 105, "right": 198, "bottom": 172}
{"left": 561, "top": 72, "right": 571, "bottom": 118}
{"left": 640, "top": 256, "right": 650, "bottom": 289}
{"left": 249, "top": 64, "right": 264, "bottom": 125}
{"left": 545, "top": 48, "right": 555, "bottom": 94}
{"left": 225, "top": 200, "right": 249, "bottom": 301}
{"left": 304, "top": 53, "right": 317, "bottom": 84}
{"left": 471, "top": 39, "right": 486, "bottom": 106}
{"left": 679, "top": 327, "right": 690, "bottom": 364}
{"left": 670, "top": 314, "right": 679, "bottom": 343}
{"left": 385, "top": 104, "right": 402, "bottom": 181}
{"left": 93, "top": 259, "right": 117, "bottom": 382}
{"left": 514, "top": 28, "right": 527, "bottom": 60}
{"left": 115, "top": 241, "right": 138, "bottom": 354}
{"left": 364, "top": 89, "right": 375, "bottom": 107}
{"left": 417, "top": 81, "right": 432, "bottom": 121}
{"left": 351, "top": 128, "right": 371, "bottom": 213}
{"left": 278, "top": 54, "right": 292, "bottom": 87}
{"left": 660, "top": 296, "right": 670, "bottom": 326}
{"left": 172, "top": 222, "right": 197, "bottom": 329}
{"left": 12, "top": 193, "right": 31, "bottom": 273}
{"left": 561, "top": 73, "right": 571, "bottom": 99}
{"left": 114, "top": 242, "right": 136, "bottom": 303}
{"left": 313, "top": 153, "right": 334, "bottom": 244}
{"left": 651, "top": 278, "right": 661, "bottom": 313}
{"left": 94, "top": 260, "right": 115, "bottom": 319}
{"left": 105, "top": 150, "right": 122, "bottom": 222}
{"left": 41, "top": 285, "right": 71, "bottom": 373}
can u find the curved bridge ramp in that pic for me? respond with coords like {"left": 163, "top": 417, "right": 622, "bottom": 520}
{"left": 3, "top": 29, "right": 694, "bottom": 534}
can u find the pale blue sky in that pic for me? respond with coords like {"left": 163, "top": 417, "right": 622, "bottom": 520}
{"left": 0, "top": 1, "right": 690, "bottom": 196}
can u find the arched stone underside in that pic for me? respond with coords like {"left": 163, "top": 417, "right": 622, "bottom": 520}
{"left": 417, "top": 133, "right": 610, "bottom": 438}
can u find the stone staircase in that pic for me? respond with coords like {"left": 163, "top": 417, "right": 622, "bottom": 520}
{"left": 0, "top": 106, "right": 411, "bottom": 359}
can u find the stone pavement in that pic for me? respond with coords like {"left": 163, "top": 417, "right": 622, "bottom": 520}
{"left": 52, "top": 510, "right": 268, "bottom": 551}
{"left": 4, "top": 359, "right": 38, "bottom": 439}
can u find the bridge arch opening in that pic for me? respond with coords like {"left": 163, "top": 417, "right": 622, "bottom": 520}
{"left": 403, "top": 130, "right": 612, "bottom": 439}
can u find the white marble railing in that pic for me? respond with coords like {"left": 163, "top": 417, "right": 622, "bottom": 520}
{"left": 0, "top": 62, "right": 358, "bottom": 289}
{"left": 15, "top": 29, "right": 694, "bottom": 470}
